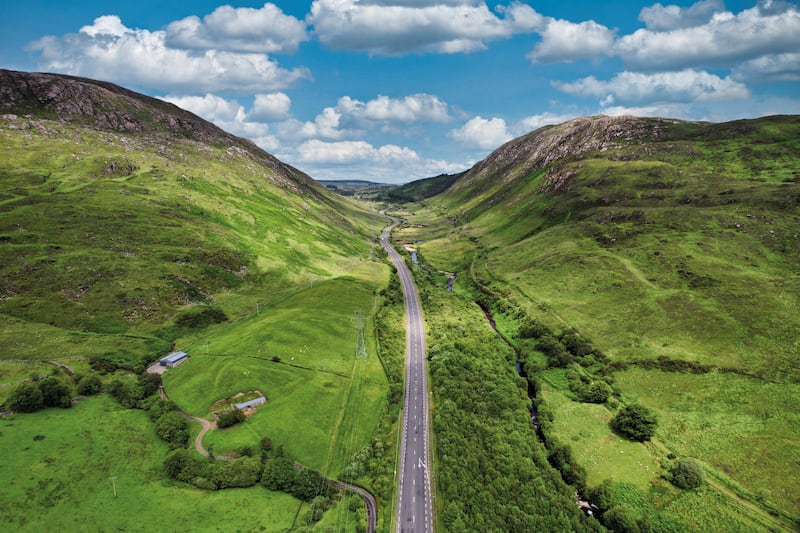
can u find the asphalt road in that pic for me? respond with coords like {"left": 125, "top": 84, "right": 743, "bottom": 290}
{"left": 381, "top": 219, "right": 433, "bottom": 533}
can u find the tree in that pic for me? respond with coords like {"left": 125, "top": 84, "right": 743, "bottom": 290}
{"left": 164, "top": 449, "right": 203, "bottom": 482}
{"left": 670, "top": 459, "right": 704, "bottom": 489}
{"left": 39, "top": 377, "right": 73, "bottom": 408}
{"left": 261, "top": 457, "right": 296, "bottom": 491}
{"left": 76, "top": 374, "right": 102, "bottom": 396}
{"left": 291, "top": 468, "right": 331, "bottom": 501}
{"left": 212, "top": 457, "right": 262, "bottom": 488}
{"left": 137, "top": 372, "right": 162, "bottom": 398}
{"left": 611, "top": 404, "right": 658, "bottom": 442}
{"left": 603, "top": 507, "right": 641, "bottom": 533}
{"left": 7, "top": 382, "right": 44, "bottom": 413}
{"left": 155, "top": 411, "right": 189, "bottom": 447}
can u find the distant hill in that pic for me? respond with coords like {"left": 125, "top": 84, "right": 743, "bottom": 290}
{"left": 318, "top": 179, "right": 395, "bottom": 198}
{"left": 383, "top": 171, "right": 465, "bottom": 203}
{"left": 0, "top": 69, "right": 381, "bottom": 362}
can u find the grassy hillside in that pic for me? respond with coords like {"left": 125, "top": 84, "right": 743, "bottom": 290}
{"left": 393, "top": 114, "right": 800, "bottom": 530}
{"left": 0, "top": 70, "right": 383, "bottom": 364}
{"left": 0, "top": 71, "right": 389, "bottom": 531}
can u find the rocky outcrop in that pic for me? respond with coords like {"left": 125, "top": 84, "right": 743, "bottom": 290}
{"left": 453, "top": 115, "right": 692, "bottom": 194}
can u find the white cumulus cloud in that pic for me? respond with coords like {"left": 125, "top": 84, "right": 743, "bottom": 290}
{"left": 165, "top": 3, "right": 309, "bottom": 54}
{"left": 338, "top": 94, "right": 450, "bottom": 123}
{"left": 251, "top": 93, "right": 292, "bottom": 121}
{"left": 616, "top": 1, "right": 800, "bottom": 70}
{"left": 513, "top": 112, "right": 579, "bottom": 135}
{"left": 528, "top": 18, "right": 616, "bottom": 63}
{"left": 554, "top": 69, "right": 750, "bottom": 104}
{"left": 28, "top": 15, "right": 310, "bottom": 93}
{"left": 732, "top": 52, "right": 800, "bottom": 83}
{"left": 308, "top": 0, "right": 542, "bottom": 55}
{"left": 449, "top": 116, "right": 512, "bottom": 149}
{"left": 297, "top": 139, "right": 419, "bottom": 164}
{"left": 638, "top": 0, "right": 724, "bottom": 31}
{"left": 160, "top": 93, "right": 244, "bottom": 123}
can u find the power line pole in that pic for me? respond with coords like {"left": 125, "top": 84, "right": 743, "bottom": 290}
{"left": 109, "top": 476, "right": 117, "bottom": 497}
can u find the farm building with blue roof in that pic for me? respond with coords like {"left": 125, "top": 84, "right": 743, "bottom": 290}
{"left": 160, "top": 351, "right": 188, "bottom": 368}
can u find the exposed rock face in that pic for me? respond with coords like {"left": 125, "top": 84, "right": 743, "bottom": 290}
{"left": 0, "top": 69, "right": 317, "bottom": 194}
{"left": 453, "top": 115, "right": 691, "bottom": 194}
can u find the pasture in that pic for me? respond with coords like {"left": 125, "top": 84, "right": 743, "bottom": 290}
{"left": 164, "top": 274, "right": 390, "bottom": 477}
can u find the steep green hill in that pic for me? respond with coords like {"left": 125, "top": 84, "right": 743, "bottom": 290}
{"left": 395, "top": 114, "right": 800, "bottom": 530}
{"left": 0, "top": 69, "right": 382, "bottom": 363}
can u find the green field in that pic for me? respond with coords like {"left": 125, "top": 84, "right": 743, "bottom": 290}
{"left": 0, "top": 396, "right": 301, "bottom": 532}
{"left": 164, "top": 274, "right": 390, "bottom": 478}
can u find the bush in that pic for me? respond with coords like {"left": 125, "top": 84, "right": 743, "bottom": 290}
{"left": 174, "top": 306, "right": 228, "bottom": 331}
{"left": 7, "top": 382, "right": 44, "bottom": 413}
{"left": 611, "top": 404, "right": 658, "bottom": 442}
{"left": 670, "top": 460, "right": 704, "bottom": 489}
{"left": 518, "top": 319, "right": 550, "bottom": 339}
{"left": 603, "top": 507, "right": 642, "bottom": 533}
{"left": 164, "top": 449, "right": 204, "bottom": 483}
{"left": 76, "top": 374, "right": 103, "bottom": 396}
{"left": 212, "top": 457, "right": 262, "bottom": 488}
{"left": 217, "top": 408, "right": 246, "bottom": 428}
{"left": 561, "top": 331, "right": 594, "bottom": 357}
{"left": 38, "top": 377, "right": 73, "bottom": 408}
{"left": 580, "top": 381, "right": 612, "bottom": 404}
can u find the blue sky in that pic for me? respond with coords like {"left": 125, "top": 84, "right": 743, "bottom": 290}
{"left": 2, "top": 1, "right": 799, "bottom": 183}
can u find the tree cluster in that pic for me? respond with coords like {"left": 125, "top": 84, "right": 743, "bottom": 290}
{"left": 106, "top": 372, "right": 161, "bottom": 409}
{"left": 164, "top": 449, "right": 263, "bottom": 490}
{"left": 375, "top": 270, "right": 406, "bottom": 405}
{"left": 261, "top": 458, "right": 333, "bottom": 501}
{"left": 6, "top": 376, "right": 73, "bottom": 413}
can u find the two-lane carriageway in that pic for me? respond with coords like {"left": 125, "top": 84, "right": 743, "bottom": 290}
{"left": 380, "top": 219, "right": 433, "bottom": 533}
